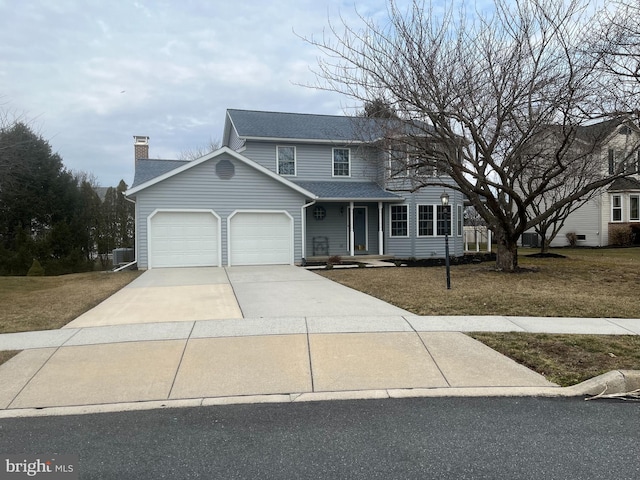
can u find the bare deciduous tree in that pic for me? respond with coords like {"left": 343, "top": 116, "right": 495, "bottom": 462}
{"left": 303, "top": 0, "right": 639, "bottom": 271}
{"left": 177, "top": 137, "right": 220, "bottom": 161}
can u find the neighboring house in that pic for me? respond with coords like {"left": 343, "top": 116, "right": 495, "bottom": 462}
{"left": 125, "top": 109, "right": 465, "bottom": 268}
{"left": 521, "top": 117, "right": 640, "bottom": 248}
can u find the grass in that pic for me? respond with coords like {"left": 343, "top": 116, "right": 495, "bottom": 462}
{"left": 318, "top": 247, "right": 640, "bottom": 385}
{"left": 0, "top": 270, "right": 142, "bottom": 334}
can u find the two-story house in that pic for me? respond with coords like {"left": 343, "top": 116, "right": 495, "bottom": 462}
{"left": 522, "top": 117, "right": 640, "bottom": 248}
{"left": 125, "top": 109, "right": 465, "bottom": 268}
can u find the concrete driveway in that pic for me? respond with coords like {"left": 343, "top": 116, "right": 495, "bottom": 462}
{"left": 65, "top": 265, "right": 411, "bottom": 328}
{"left": 0, "top": 265, "right": 565, "bottom": 415}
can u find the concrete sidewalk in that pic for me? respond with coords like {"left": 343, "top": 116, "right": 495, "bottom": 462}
{"left": 0, "top": 266, "right": 638, "bottom": 417}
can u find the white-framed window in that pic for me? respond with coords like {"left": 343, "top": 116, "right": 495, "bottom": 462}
{"left": 612, "top": 194, "right": 622, "bottom": 222}
{"left": 436, "top": 205, "right": 452, "bottom": 236}
{"left": 417, "top": 205, "right": 434, "bottom": 236}
{"left": 333, "top": 148, "right": 350, "bottom": 177}
{"left": 630, "top": 195, "right": 639, "bottom": 221}
{"left": 390, "top": 205, "right": 408, "bottom": 237}
{"left": 277, "top": 146, "right": 296, "bottom": 176}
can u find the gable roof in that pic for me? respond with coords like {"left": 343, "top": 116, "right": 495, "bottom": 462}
{"left": 224, "top": 109, "right": 434, "bottom": 145}
{"left": 125, "top": 146, "right": 316, "bottom": 198}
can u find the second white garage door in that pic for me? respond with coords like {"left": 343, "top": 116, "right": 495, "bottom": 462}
{"left": 229, "top": 212, "right": 293, "bottom": 266}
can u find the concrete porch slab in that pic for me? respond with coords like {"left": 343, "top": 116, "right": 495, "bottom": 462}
{"left": 419, "top": 332, "right": 556, "bottom": 387}
{"left": 8, "top": 341, "right": 186, "bottom": 409}
{"left": 169, "top": 335, "right": 312, "bottom": 399}
{"left": 309, "top": 332, "right": 449, "bottom": 392}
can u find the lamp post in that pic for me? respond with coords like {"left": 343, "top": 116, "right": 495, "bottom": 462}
{"left": 440, "top": 192, "right": 451, "bottom": 290}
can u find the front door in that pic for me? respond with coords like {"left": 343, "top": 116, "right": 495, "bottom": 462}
{"left": 353, "top": 207, "right": 368, "bottom": 253}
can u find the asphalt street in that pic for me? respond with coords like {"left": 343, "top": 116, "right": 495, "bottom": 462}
{"left": 0, "top": 397, "right": 638, "bottom": 479}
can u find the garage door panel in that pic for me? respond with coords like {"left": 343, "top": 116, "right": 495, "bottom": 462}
{"left": 150, "top": 211, "right": 219, "bottom": 268}
{"left": 230, "top": 212, "right": 292, "bottom": 266}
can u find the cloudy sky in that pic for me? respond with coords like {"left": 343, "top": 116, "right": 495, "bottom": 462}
{"left": 0, "top": 0, "right": 407, "bottom": 187}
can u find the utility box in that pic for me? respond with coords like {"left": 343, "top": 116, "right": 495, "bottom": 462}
{"left": 113, "top": 248, "right": 134, "bottom": 265}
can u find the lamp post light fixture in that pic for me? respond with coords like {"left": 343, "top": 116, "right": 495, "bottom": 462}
{"left": 440, "top": 192, "right": 451, "bottom": 290}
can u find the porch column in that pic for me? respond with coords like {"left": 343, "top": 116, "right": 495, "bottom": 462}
{"left": 487, "top": 229, "right": 492, "bottom": 252}
{"left": 349, "top": 201, "right": 355, "bottom": 256}
{"left": 378, "top": 202, "right": 384, "bottom": 255}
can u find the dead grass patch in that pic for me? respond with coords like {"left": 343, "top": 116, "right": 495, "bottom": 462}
{"left": 0, "top": 270, "right": 142, "bottom": 334}
{"left": 469, "top": 333, "right": 640, "bottom": 387}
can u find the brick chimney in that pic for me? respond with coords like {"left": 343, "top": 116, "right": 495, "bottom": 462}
{"left": 134, "top": 135, "right": 149, "bottom": 160}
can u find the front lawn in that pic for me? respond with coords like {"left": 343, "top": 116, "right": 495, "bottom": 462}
{"left": 317, "top": 247, "right": 640, "bottom": 386}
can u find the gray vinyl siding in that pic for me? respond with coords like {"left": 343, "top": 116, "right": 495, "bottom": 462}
{"left": 385, "top": 187, "right": 465, "bottom": 258}
{"left": 133, "top": 153, "right": 306, "bottom": 268}
{"left": 241, "top": 141, "right": 380, "bottom": 182}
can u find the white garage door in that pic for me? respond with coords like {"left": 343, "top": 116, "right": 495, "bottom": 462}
{"left": 149, "top": 211, "right": 219, "bottom": 268}
{"left": 229, "top": 212, "right": 292, "bottom": 266}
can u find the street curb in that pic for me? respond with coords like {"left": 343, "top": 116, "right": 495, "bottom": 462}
{"left": 1, "top": 370, "right": 638, "bottom": 419}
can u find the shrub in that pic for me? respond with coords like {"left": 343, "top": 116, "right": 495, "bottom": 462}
{"left": 609, "top": 224, "right": 633, "bottom": 246}
{"left": 327, "top": 255, "right": 342, "bottom": 265}
{"left": 566, "top": 232, "right": 578, "bottom": 247}
{"left": 27, "top": 259, "right": 45, "bottom": 276}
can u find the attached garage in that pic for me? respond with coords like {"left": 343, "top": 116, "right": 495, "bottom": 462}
{"left": 229, "top": 211, "right": 293, "bottom": 266}
{"left": 149, "top": 210, "right": 220, "bottom": 268}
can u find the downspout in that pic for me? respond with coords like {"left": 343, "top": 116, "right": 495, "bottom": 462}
{"left": 301, "top": 200, "right": 316, "bottom": 263}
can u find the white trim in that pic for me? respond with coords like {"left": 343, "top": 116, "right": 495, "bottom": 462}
{"left": 277, "top": 145, "right": 297, "bottom": 176}
{"left": 126, "top": 146, "right": 316, "bottom": 199}
{"left": 332, "top": 147, "right": 351, "bottom": 178}
{"left": 227, "top": 210, "right": 294, "bottom": 266}
{"left": 147, "top": 209, "right": 222, "bottom": 269}
{"left": 416, "top": 204, "right": 435, "bottom": 237}
{"left": 389, "top": 204, "right": 409, "bottom": 238}
{"left": 611, "top": 194, "right": 623, "bottom": 222}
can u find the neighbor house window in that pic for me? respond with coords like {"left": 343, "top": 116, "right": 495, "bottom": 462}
{"left": 612, "top": 195, "right": 622, "bottom": 222}
{"left": 390, "top": 205, "right": 408, "bottom": 237}
{"left": 417, "top": 205, "right": 434, "bottom": 236}
{"left": 277, "top": 146, "right": 296, "bottom": 176}
{"left": 333, "top": 148, "right": 350, "bottom": 176}
{"left": 631, "top": 195, "right": 639, "bottom": 221}
{"left": 436, "top": 205, "right": 452, "bottom": 236}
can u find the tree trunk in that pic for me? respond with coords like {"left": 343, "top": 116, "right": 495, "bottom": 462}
{"left": 494, "top": 229, "right": 519, "bottom": 272}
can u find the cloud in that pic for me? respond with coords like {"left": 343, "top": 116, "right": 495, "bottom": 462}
{"left": 0, "top": 0, "right": 403, "bottom": 186}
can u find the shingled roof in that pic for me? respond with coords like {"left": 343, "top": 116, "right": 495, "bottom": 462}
{"left": 225, "top": 109, "right": 433, "bottom": 143}
{"left": 132, "top": 159, "right": 189, "bottom": 187}
{"left": 292, "top": 181, "right": 403, "bottom": 201}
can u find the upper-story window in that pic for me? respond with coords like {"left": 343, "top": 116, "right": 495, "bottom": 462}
{"left": 608, "top": 149, "right": 640, "bottom": 175}
{"left": 387, "top": 143, "right": 441, "bottom": 178}
{"left": 333, "top": 148, "right": 350, "bottom": 177}
{"left": 277, "top": 146, "right": 296, "bottom": 176}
